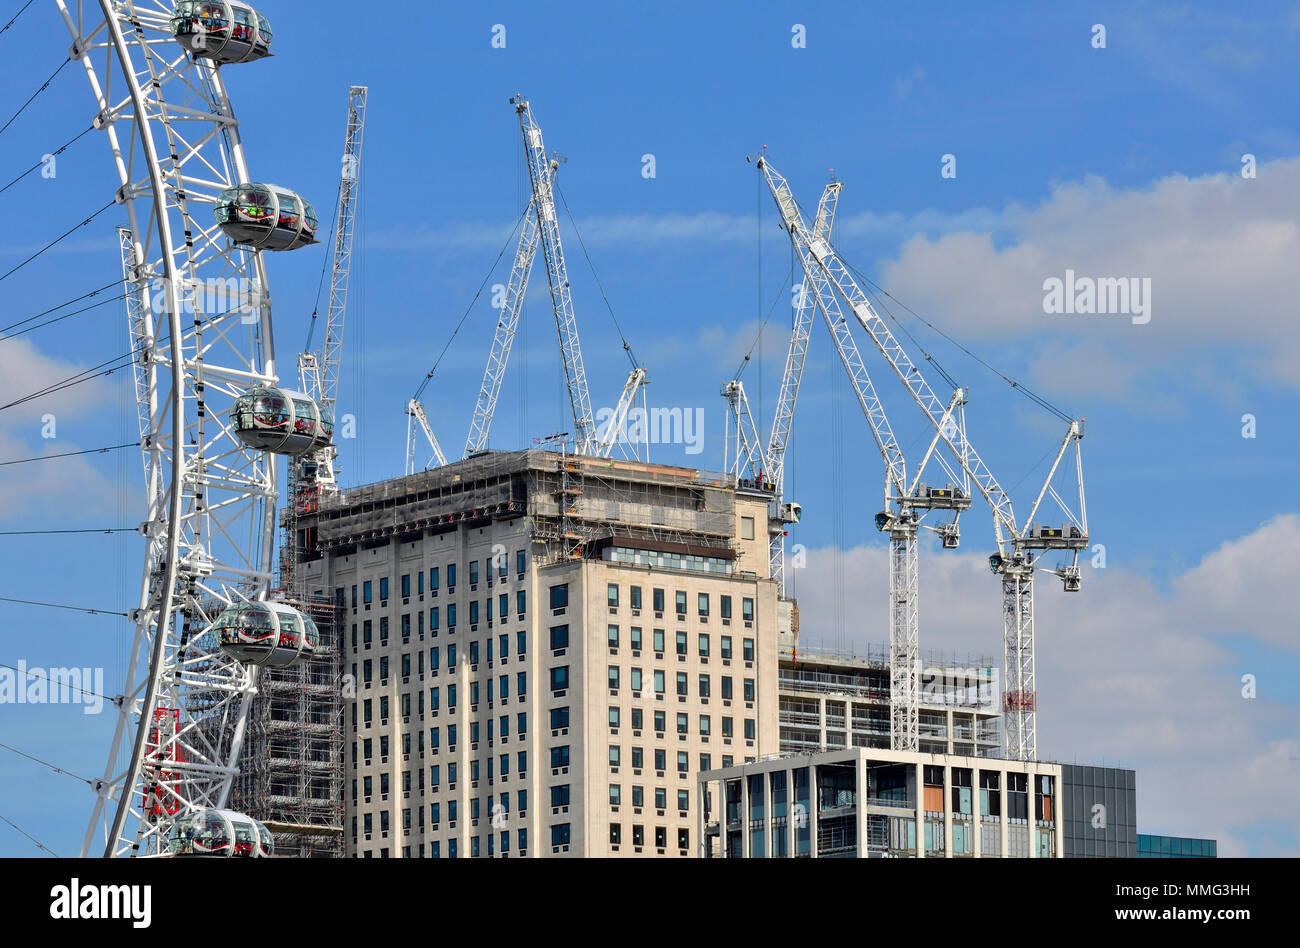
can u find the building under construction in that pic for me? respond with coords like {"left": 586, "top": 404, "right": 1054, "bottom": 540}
{"left": 227, "top": 593, "right": 345, "bottom": 858}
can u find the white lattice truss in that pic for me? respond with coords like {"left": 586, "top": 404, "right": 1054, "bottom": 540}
{"left": 59, "top": 0, "right": 282, "bottom": 856}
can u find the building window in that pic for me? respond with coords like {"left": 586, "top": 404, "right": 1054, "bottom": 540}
{"left": 654, "top": 670, "right": 665, "bottom": 694}
{"left": 550, "top": 746, "right": 570, "bottom": 768}
{"left": 608, "top": 625, "right": 619, "bottom": 648}
{"left": 653, "top": 629, "right": 665, "bottom": 653}
{"left": 379, "top": 577, "right": 389, "bottom": 601}
{"left": 742, "top": 598, "right": 754, "bottom": 623}
{"left": 447, "top": 603, "right": 457, "bottom": 629}
{"left": 698, "top": 634, "right": 710, "bottom": 657}
{"left": 741, "top": 516, "right": 755, "bottom": 540}
{"left": 630, "top": 586, "right": 642, "bottom": 610}
{"left": 550, "top": 666, "right": 569, "bottom": 693}
{"left": 743, "top": 638, "right": 755, "bottom": 662}
{"left": 608, "top": 666, "right": 620, "bottom": 690}
{"left": 675, "top": 590, "right": 687, "bottom": 616}
{"left": 516, "top": 549, "right": 526, "bottom": 574}
{"left": 550, "top": 625, "right": 569, "bottom": 650}
{"left": 549, "top": 584, "right": 569, "bottom": 610}
{"left": 675, "top": 631, "right": 687, "bottom": 655}
{"left": 469, "top": 561, "right": 479, "bottom": 586}
{"left": 653, "top": 588, "right": 665, "bottom": 612}
{"left": 607, "top": 583, "right": 619, "bottom": 608}
{"left": 630, "top": 627, "right": 643, "bottom": 651}
{"left": 744, "top": 678, "right": 755, "bottom": 702}
{"left": 610, "top": 824, "right": 622, "bottom": 845}
{"left": 609, "top": 707, "right": 621, "bottom": 728}
{"left": 430, "top": 567, "right": 439, "bottom": 591}
{"left": 720, "top": 596, "right": 732, "bottom": 620}
{"left": 551, "top": 823, "right": 571, "bottom": 847}
{"left": 697, "top": 593, "right": 709, "bottom": 617}
{"left": 363, "top": 581, "right": 372, "bottom": 605}
{"left": 401, "top": 574, "right": 411, "bottom": 598}
{"left": 517, "top": 590, "right": 526, "bottom": 615}
{"left": 447, "top": 563, "right": 457, "bottom": 589}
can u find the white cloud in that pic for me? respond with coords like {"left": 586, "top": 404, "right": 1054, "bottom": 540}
{"left": 875, "top": 158, "right": 1300, "bottom": 387}
{"left": 787, "top": 514, "right": 1300, "bottom": 855}
{"left": 0, "top": 338, "right": 121, "bottom": 521}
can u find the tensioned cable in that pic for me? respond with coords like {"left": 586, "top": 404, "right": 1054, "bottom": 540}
{"left": 0, "top": 343, "right": 143, "bottom": 412}
{"left": 553, "top": 178, "right": 639, "bottom": 369}
{"left": 0, "top": 278, "right": 121, "bottom": 338}
{"left": 0, "top": 0, "right": 37, "bottom": 39}
{"left": 0, "top": 740, "right": 91, "bottom": 786}
{"left": 0, "top": 594, "right": 127, "bottom": 617}
{"left": 0, "top": 288, "right": 128, "bottom": 343}
{"left": 411, "top": 203, "right": 530, "bottom": 402}
{"left": 0, "top": 198, "right": 117, "bottom": 285}
{"left": 303, "top": 179, "right": 343, "bottom": 354}
{"left": 0, "top": 528, "right": 135, "bottom": 536}
{"left": 0, "top": 124, "right": 94, "bottom": 197}
{"left": 0, "top": 813, "right": 58, "bottom": 858}
{"left": 842, "top": 256, "right": 1073, "bottom": 422}
{"left": 730, "top": 265, "right": 794, "bottom": 383}
{"left": 0, "top": 55, "right": 71, "bottom": 138}
{"left": 0, "top": 440, "right": 139, "bottom": 468}
{"left": 0, "top": 660, "right": 115, "bottom": 702}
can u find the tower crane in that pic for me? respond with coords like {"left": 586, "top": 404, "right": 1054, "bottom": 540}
{"left": 760, "top": 166, "right": 973, "bottom": 750}
{"left": 285, "top": 85, "right": 366, "bottom": 589}
{"left": 406, "top": 96, "right": 645, "bottom": 474}
{"left": 511, "top": 94, "right": 600, "bottom": 454}
{"left": 297, "top": 85, "right": 366, "bottom": 496}
{"left": 721, "top": 379, "right": 766, "bottom": 481}
{"left": 755, "top": 155, "right": 1088, "bottom": 761}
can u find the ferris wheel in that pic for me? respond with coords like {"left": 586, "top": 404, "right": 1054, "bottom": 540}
{"left": 45, "top": 0, "right": 327, "bottom": 858}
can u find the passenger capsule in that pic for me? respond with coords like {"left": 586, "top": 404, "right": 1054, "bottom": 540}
{"left": 214, "top": 184, "right": 318, "bottom": 251}
{"left": 170, "top": 1, "right": 273, "bottom": 64}
{"left": 167, "top": 808, "right": 274, "bottom": 858}
{"left": 212, "top": 600, "right": 320, "bottom": 667}
{"left": 229, "top": 386, "right": 333, "bottom": 455}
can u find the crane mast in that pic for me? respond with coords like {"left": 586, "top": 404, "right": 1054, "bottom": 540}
{"left": 767, "top": 168, "right": 973, "bottom": 751}
{"left": 299, "top": 84, "right": 367, "bottom": 495}
{"left": 761, "top": 179, "right": 841, "bottom": 597}
{"left": 756, "top": 156, "right": 1087, "bottom": 761}
{"left": 285, "top": 85, "right": 366, "bottom": 592}
{"left": 512, "top": 95, "right": 599, "bottom": 454}
{"left": 721, "top": 380, "right": 766, "bottom": 481}
{"left": 463, "top": 201, "right": 541, "bottom": 457}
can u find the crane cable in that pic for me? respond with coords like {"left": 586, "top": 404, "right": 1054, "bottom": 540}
{"left": 553, "top": 178, "right": 640, "bottom": 370}
{"left": 302, "top": 171, "right": 345, "bottom": 354}
{"left": 841, "top": 257, "right": 1074, "bottom": 423}
{"left": 411, "top": 203, "right": 530, "bottom": 403}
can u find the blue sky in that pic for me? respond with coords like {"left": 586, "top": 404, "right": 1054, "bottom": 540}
{"left": 0, "top": 1, "right": 1297, "bottom": 856}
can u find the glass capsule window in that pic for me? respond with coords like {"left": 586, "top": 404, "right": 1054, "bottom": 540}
{"left": 229, "top": 387, "right": 331, "bottom": 456}
{"left": 215, "top": 184, "right": 317, "bottom": 252}
{"left": 171, "top": 1, "right": 272, "bottom": 63}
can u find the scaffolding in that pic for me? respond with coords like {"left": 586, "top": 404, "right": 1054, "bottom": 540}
{"left": 229, "top": 594, "right": 345, "bottom": 857}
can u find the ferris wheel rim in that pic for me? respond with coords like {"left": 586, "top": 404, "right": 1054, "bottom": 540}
{"left": 54, "top": 0, "right": 280, "bottom": 858}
